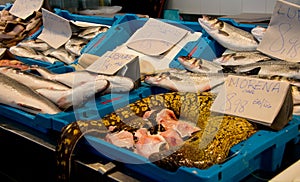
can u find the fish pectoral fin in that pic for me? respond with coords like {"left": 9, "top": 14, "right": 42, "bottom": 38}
{"left": 17, "top": 103, "right": 42, "bottom": 112}
{"left": 218, "top": 29, "right": 230, "bottom": 36}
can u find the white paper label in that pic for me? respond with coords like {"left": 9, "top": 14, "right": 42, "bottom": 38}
{"left": 257, "top": 0, "right": 300, "bottom": 62}
{"left": 37, "top": 8, "right": 72, "bottom": 49}
{"left": 211, "top": 75, "right": 290, "bottom": 125}
{"left": 86, "top": 52, "right": 138, "bottom": 75}
{"left": 126, "top": 18, "right": 188, "bottom": 56}
{"left": 9, "top": 0, "right": 43, "bottom": 19}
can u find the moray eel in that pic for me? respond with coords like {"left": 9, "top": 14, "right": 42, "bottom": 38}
{"left": 56, "top": 92, "right": 257, "bottom": 181}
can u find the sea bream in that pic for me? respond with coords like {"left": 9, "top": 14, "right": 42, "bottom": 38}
{"left": 0, "top": 72, "right": 61, "bottom": 114}
{"left": 213, "top": 51, "right": 272, "bottom": 66}
{"left": 177, "top": 56, "right": 224, "bottom": 73}
{"left": 198, "top": 16, "right": 258, "bottom": 51}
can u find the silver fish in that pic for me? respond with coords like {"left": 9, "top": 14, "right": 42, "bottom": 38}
{"left": 47, "top": 48, "right": 75, "bottom": 65}
{"left": 36, "top": 79, "right": 109, "bottom": 110}
{"left": 17, "top": 39, "right": 51, "bottom": 52}
{"left": 64, "top": 38, "right": 88, "bottom": 56}
{"left": 144, "top": 69, "right": 225, "bottom": 93}
{"left": 230, "top": 60, "right": 300, "bottom": 78}
{"left": 0, "top": 67, "right": 70, "bottom": 91}
{"left": 251, "top": 26, "right": 267, "bottom": 42}
{"left": 177, "top": 56, "right": 223, "bottom": 73}
{"left": 30, "top": 67, "right": 135, "bottom": 92}
{"left": 0, "top": 72, "right": 61, "bottom": 114}
{"left": 198, "top": 16, "right": 258, "bottom": 51}
{"left": 78, "top": 26, "right": 108, "bottom": 40}
{"left": 213, "top": 51, "right": 271, "bottom": 66}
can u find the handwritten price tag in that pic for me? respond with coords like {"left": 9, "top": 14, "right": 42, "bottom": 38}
{"left": 86, "top": 52, "right": 138, "bottom": 75}
{"left": 9, "top": 0, "right": 43, "bottom": 19}
{"left": 37, "top": 8, "right": 72, "bottom": 49}
{"left": 211, "top": 75, "right": 291, "bottom": 127}
{"left": 257, "top": 0, "right": 300, "bottom": 62}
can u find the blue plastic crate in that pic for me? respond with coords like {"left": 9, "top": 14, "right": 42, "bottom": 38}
{"left": 84, "top": 14, "right": 219, "bottom": 65}
{"left": 13, "top": 9, "right": 119, "bottom": 67}
{"left": 74, "top": 115, "right": 300, "bottom": 182}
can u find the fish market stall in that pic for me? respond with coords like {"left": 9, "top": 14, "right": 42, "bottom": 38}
{"left": 0, "top": 0, "right": 300, "bottom": 181}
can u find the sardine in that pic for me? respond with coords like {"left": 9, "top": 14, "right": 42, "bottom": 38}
{"left": 0, "top": 67, "right": 70, "bottom": 91}
{"left": 0, "top": 72, "right": 61, "bottom": 114}
{"left": 36, "top": 79, "right": 109, "bottom": 110}
{"left": 144, "top": 69, "right": 225, "bottom": 93}
{"left": 177, "top": 56, "right": 223, "bottom": 73}
{"left": 198, "top": 16, "right": 258, "bottom": 51}
{"left": 213, "top": 51, "right": 272, "bottom": 66}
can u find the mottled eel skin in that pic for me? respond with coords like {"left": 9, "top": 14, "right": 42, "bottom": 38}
{"left": 56, "top": 92, "right": 257, "bottom": 181}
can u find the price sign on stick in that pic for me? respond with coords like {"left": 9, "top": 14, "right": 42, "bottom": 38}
{"left": 257, "top": 0, "right": 300, "bottom": 62}
{"left": 9, "top": 0, "right": 43, "bottom": 19}
{"left": 37, "top": 8, "right": 72, "bottom": 49}
{"left": 211, "top": 75, "right": 293, "bottom": 130}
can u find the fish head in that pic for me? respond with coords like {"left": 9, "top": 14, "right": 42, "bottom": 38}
{"left": 198, "top": 16, "right": 224, "bottom": 33}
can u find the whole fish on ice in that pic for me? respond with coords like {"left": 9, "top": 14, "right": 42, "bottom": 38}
{"left": 198, "top": 16, "right": 258, "bottom": 51}
{"left": 0, "top": 73, "right": 61, "bottom": 114}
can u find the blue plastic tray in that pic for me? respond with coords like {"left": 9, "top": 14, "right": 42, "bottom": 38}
{"left": 75, "top": 115, "right": 300, "bottom": 182}
{"left": 84, "top": 14, "right": 222, "bottom": 66}
{"left": 13, "top": 9, "right": 119, "bottom": 67}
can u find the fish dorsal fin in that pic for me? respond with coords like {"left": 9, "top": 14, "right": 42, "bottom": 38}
{"left": 17, "top": 103, "right": 42, "bottom": 112}
{"left": 218, "top": 29, "right": 230, "bottom": 36}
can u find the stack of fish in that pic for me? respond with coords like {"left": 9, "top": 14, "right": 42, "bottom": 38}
{"left": 144, "top": 16, "right": 300, "bottom": 115}
{"left": 0, "top": 9, "right": 42, "bottom": 48}
{"left": 0, "top": 61, "right": 135, "bottom": 115}
{"left": 9, "top": 23, "right": 109, "bottom": 65}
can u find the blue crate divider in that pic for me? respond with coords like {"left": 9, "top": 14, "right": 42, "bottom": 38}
{"left": 74, "top": 115, "right": 300, "bottom": 182}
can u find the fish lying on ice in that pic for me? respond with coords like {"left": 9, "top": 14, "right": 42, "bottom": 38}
{"left": 177, "top": 56, "right": 224, "bottom": 73}
{"left": 0, "top": 67, "right": 70, "bottom": 91}
{"left": 213, "top": 51, "right": 272, "bottom": 66}
{"left": 36, "top": 79, "right": 109, "bottom": 110}
{"left": 198, "top": 16, "right": 258, "bottom": 51}
{"left": 0, "top": 72, "right": 61, "bottom": 114}
{"left": 30, "top": 67, "right": 135, "bottom": 93}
